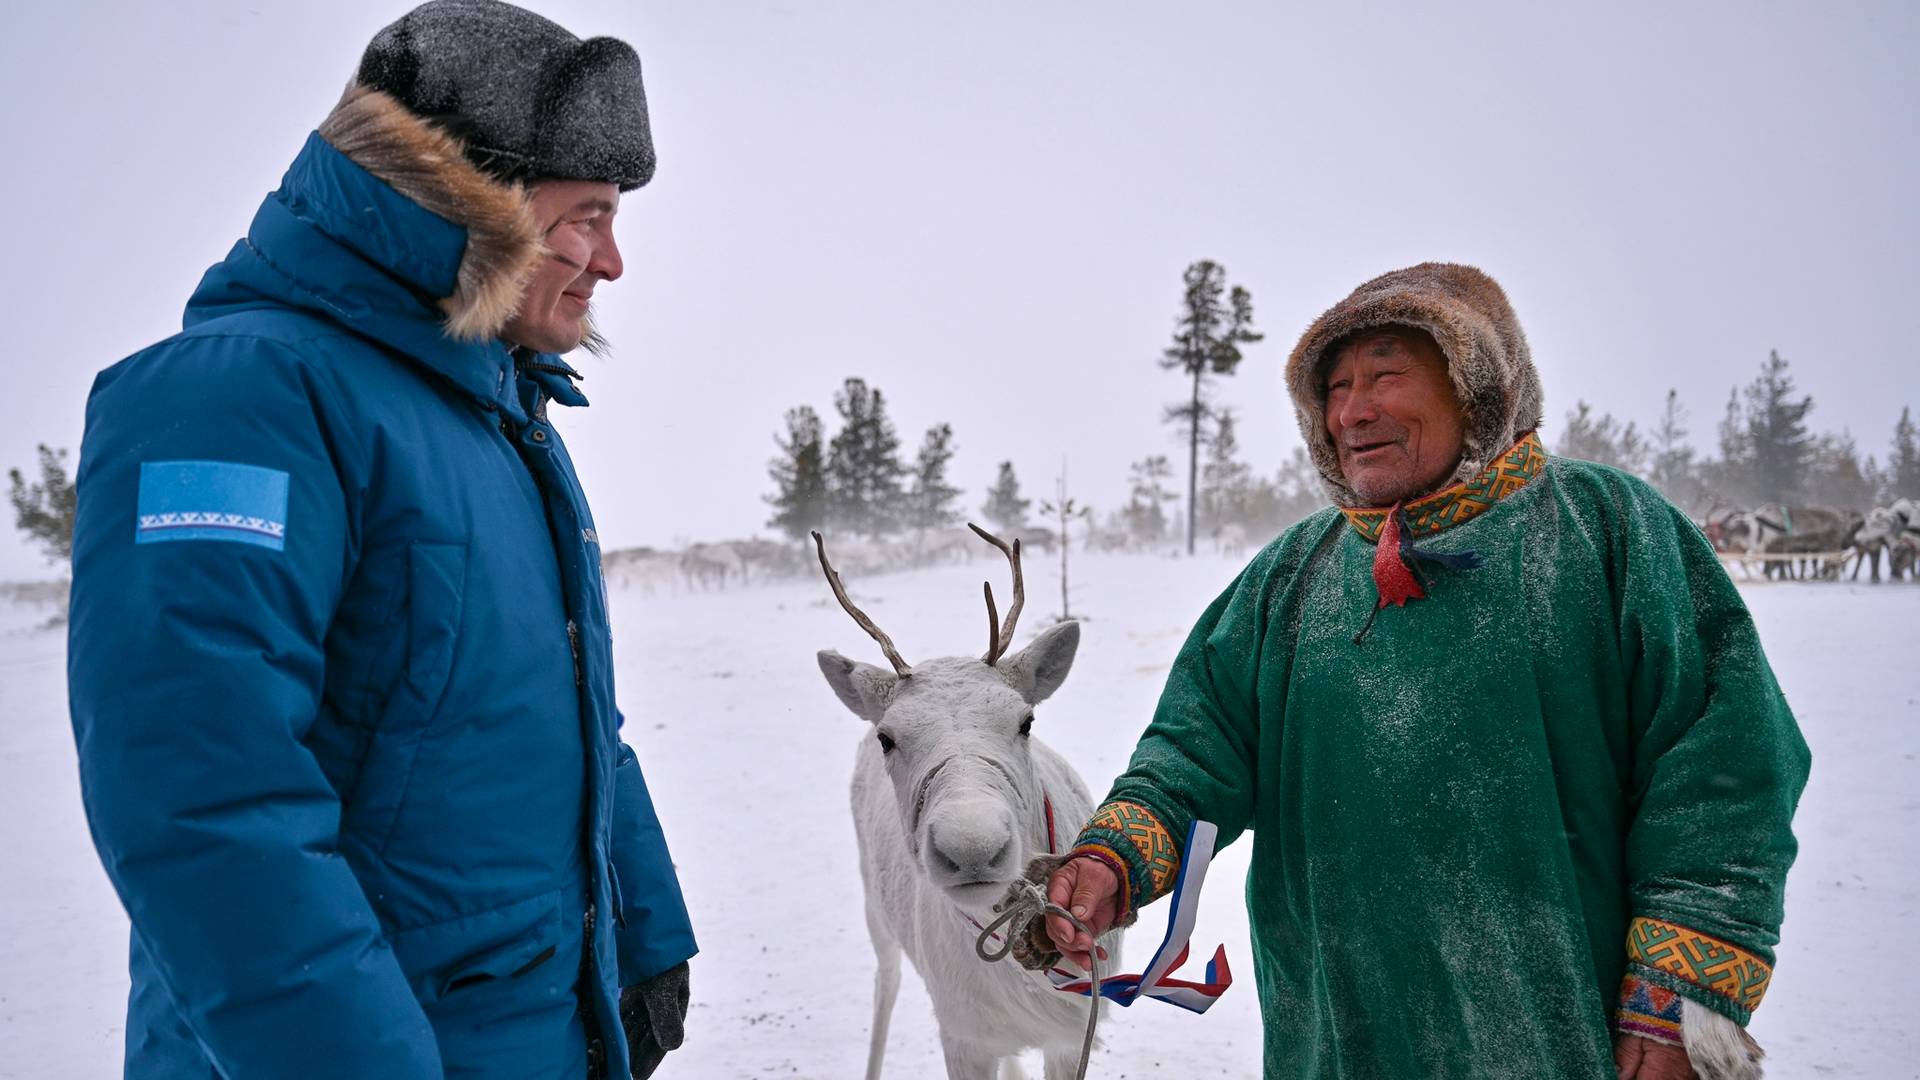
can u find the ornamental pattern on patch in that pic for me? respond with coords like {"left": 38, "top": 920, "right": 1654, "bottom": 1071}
{"left": 138, "top": 512, "right": 286, "bottom": 540}
{"left": 1086, "top": 801, "right": 1181, "bottom": 898}
{"left": 135, "top": 461, "right": 291, "bottom": 552}
{"left": 1343, "top": 432, "right": 1548, "bottom": 543}
{"left": 1615, "top": 973, "right": 1684, "bottom": 1045}
{"left": 1626, "top": 916, "right": 1772, "bottom": 1013}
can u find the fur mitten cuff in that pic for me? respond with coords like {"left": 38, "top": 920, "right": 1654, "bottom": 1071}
{"left": 994, "top": 854, "right": 1137, "bottom": 973}
{"left": 1681, "top": 999, "right": 1765, "bottom": 1080}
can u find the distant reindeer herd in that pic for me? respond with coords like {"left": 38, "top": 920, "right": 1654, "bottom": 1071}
{"left": 598, "top": 530, "right": 1069, "bottom": 596}
{"left": 1706, "top": 498, "right": 1918, "bottom": 582}
{"left": 591, "top": 498, "right": 1918, "bottom": 597}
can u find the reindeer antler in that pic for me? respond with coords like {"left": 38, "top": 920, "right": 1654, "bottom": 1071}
{"left": 969, "top": 523, "right": 1024, "bottom": 665}
{"left": 812, "top": 531, "right": 913, "bottom": 678}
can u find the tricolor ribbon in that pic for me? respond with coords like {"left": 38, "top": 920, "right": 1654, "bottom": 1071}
{"left": 1047, "top": 819, "right": 1232, "bottom": 1013}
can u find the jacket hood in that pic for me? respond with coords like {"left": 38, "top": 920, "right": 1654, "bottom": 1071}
{"left": 184, "top": 85, "right": 573, "bottom": 420}
{"left": 1283, "top": 262, "right": 1544, "bottom": 508}
{"left": 315, "top": 84, "right": 545, "bottom": 341}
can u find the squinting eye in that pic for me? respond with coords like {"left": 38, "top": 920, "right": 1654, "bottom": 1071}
{"left": 1019, "top": 714, "right": 1034, "bottom": 738}
{"left": 876, "top": 731, "right": 896, "bottom": 754}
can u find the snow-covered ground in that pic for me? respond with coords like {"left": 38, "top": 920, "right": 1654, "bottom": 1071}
{"left": 2, "top": 554, "right": 1915, "bottom": 1078}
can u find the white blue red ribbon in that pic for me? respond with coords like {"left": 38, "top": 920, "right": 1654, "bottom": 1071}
{"left": 1047, "top": 819, "right": 1231, "bottom": 1013}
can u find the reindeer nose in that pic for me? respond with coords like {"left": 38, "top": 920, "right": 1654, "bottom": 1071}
{"left": 927, "top": 813, "right": 1017, "bottom": 883}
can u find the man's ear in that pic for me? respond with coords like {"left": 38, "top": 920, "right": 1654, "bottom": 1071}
{"left": 817, "top": 650, "right": 899, "bottom": 723}
{"left": 999, "top": 620, "right": 1079, "bottom": 705}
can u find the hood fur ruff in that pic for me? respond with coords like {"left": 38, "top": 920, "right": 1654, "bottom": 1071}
{"left": 317, "top": 85, "right": 544, "bottom": 342}
{"left": 1284, "top": 262, "right": 1545, "bottom": 508}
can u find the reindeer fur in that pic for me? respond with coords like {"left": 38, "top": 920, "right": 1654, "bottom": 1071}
{"left": 820, "top": 623, "right": 1121, "bottom": 1080}
{"left": 1682, "top": 999, "right": 1766, "bottom": 1080}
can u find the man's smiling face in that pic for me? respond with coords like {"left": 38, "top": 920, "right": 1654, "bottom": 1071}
{"left": 502, "top": 179, "right": 624, "bottom": 355}
{"left": 1323, "top": 327, "right": 1467, "bottom": 506}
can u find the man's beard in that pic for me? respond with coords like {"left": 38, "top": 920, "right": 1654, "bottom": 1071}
{"left": 577, "top": 305, "right": 610, "bottom": 359}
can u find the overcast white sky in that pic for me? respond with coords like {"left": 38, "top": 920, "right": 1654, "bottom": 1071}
{"left": 1, "top": 1, "right": 1915, "bottom": 579}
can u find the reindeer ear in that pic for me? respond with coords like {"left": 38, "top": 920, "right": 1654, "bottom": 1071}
{"left": 1000, "top": 620, "right": 1079, "bottom": 705}
{"left": 818, "top": 649, "right": 898, "bottom": 723}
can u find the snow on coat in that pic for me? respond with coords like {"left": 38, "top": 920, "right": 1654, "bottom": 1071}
{"left": 1071, "top": 263, "right": 1809, "bottom": 1077}
{"left": 67, "top": 87, "right": 694, "bottom": 1079}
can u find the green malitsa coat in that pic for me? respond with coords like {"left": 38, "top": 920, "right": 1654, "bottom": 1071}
{"left": 1071, "top": 264, "right": 1810, "bottom": 1079}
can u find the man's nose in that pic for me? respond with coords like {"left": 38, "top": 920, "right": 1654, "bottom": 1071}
{"left": 591, "top": 236, "right": 624, "bottom": 283}
{"left": 1332, "top": 386, "right": 1378, "bottom": 433}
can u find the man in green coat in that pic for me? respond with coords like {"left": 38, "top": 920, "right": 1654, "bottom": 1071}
{"left": 1041, "top": 263, "right": 1809, "bottom": 1078}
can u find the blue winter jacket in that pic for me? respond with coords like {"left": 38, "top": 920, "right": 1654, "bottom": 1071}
{"left": 68, "top": 113, "right": 696, "bottom": 1078}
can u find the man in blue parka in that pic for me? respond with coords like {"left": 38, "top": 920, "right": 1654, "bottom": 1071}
{"left": 67, "top": 3, "right": 696, "bottom": 1076}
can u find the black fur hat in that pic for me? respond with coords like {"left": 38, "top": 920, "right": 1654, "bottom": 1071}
{"left": 356, "top": 0, "right": 655, "bottom": 191}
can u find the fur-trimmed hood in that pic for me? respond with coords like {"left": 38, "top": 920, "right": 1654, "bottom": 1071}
{"left": 1284, "top": 263, "right": 1545, "bottom": 508}
{"left": 316, "top": 84, "right": 544, "bottom": 342}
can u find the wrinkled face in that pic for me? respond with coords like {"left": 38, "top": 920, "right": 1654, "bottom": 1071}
{"left": 1324, "top": 328, "right": 1467, "bottom": 506}
{"left": 502, "top": 179, "right": 624, "bottom": 355}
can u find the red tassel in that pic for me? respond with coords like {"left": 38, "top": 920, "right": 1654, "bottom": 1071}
{"left": 1373, "top": 504, "right": 1426, "bottom": 607}
{"left": 1354, "top": 504, "right": 1424, "bottom": 644}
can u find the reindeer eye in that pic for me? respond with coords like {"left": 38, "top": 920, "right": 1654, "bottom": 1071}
{"left": 1019, "top": 713, "right": 1034, "bottom": 738}
{"left": 876, "top": 731, "right": 897, "bottom": 754}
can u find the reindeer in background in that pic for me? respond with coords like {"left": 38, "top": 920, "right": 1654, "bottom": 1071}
{"left": 814, "top": 525, "right": 1118, "bottom": 1080}
{"left": 1854, "top": 498, "right": 1919, "bottom": 582}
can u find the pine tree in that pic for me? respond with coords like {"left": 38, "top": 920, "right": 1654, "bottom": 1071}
{"left": 1274, "top": 447, "right": 1326, "bottom": 527}
{"left": 1863, "top": 455, "right": 1890, "bottom": 507}
{"left": 1708, "top": 386, "right": 1753, "bottom": 506}
{"left": 765, "top": 406, "right": 829, "bottom": 542}
{"left": 7, "top": 444, "right": 76, "bottom": 563}
{"left": 1807, "top": 432, "right": 1873, "bottom": 511}
{"left": 981, "top": 461, "right": 1031, "bottom": 534}
{"left": 1741, "top": 350, "right": 1816, "bottom": 505}
{"left": 1038, "top": 464, "right": 1092, "bottom": 620}
{"left": 1123, "top": 455, "right": 1177, "bottom": 546}
{"left": 1161, "top": 260, "right": 1262, "bottom": 555}
{"left": 904, "top": 423, "right": 963, "bottom": 534}
{"left": 1889, "top": 406, "right": 1920, "bottom": 501}
{"left": 1558, "top": 401, "right": 1648, "bottom": 475}
{"left": 1649, "top": 389, "right": 1699, "bottom": 510}
{"left": 825, "top": 377, "right": 907, "bottom": 539}
{"left": 1199, "top": 409, "right": 1254, "bottom": 532}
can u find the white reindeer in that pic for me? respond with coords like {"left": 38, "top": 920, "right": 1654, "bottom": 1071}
{"left": 813, "top": 525, "right": 1118, "bottom": 1080}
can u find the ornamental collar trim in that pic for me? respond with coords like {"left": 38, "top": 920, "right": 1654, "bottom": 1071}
{"left": 1341, "top": 432, "right": 1547, "bottom": 543}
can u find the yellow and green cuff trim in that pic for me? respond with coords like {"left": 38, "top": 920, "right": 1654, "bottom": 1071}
{"left": 1625, "top": 916, "right": 1773, "bottom": 1025}
{"left": 1069, "top": 800, "right": 1181, "bottom": 916}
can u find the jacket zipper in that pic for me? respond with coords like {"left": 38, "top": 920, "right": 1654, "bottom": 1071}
{"left": 566, "top": 619, "right": 584, "bottom": 687}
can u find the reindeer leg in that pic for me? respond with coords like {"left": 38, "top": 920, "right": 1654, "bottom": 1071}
{"left": 937, "top": 1035, "right": 1001, "bottom": 1080}
{"left": 1041, "top": 1048, "right": 1083, "bottom": 1080}
{"left": 864, "top": 905, "right": 901, "bottom": 1080}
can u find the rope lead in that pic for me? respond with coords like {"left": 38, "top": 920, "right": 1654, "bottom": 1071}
{"left": 973, "top": 880, "right": 1101, "bottom": 1080}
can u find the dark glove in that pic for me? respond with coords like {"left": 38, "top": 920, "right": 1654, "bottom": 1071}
{"left": 621, "top": 961, "right": 689, "bottom": 1079}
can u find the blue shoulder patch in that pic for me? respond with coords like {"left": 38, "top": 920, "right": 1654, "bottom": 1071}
{"left": 136, "top": 461, "right": 290, "bottom": 551}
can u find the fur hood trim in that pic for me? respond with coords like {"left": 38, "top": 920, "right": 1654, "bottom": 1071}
{"left": 317, "top": 84, "right": 543, "bottom": 341}
{"left": 1283, "top": 262, "right": 1545, "bottom": 508}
